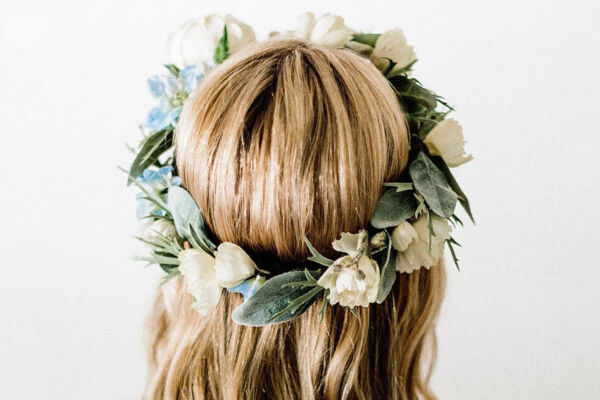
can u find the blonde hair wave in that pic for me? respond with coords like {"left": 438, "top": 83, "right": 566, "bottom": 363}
{"left": 144, "top": 40, "right": 446, "bottom": 400}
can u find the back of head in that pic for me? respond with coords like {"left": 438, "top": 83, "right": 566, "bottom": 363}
{"left": 145, "top": 40, "right": 445, "bottom": 400}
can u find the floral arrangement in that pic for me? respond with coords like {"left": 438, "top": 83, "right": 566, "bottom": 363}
{"left": 125, "top": 13, "right": 473, "bottom": 326}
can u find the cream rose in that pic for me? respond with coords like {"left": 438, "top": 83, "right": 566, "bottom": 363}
{"left": 395, "top": 214, "right": 452, "bottom": 273}
{"left": 214, "top": 242, "right": 257, "bottom": 288}
{"left": 273, "top": 12, "right": 353, "bottom": 49}
{"left": 142, "top": 220, "right": 177, "bottom": 242}
{"left": 167, "top": 14, "right": 256, "bottom": 66}
{"left": 178, "top": 249, "right": 222, "bottom": 315}
{"left": 371, "top": 29, "right": 416, "bottom": 73}
{"left": 423, "top": 118, "right": 473, "bottom": 167}
{"left": 317, "top": 255, "right": 380, "bottom": 308}
{"left": 391, "top": 220, "right": 418, "bottom": 252}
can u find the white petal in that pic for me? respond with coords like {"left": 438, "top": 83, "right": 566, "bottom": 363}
{"left": 372, "top": 29, "right": 416, "bottom": 71}
{"left": 295, "top": 12, "right": 316, "bottom": 41}
{"left": 391, "top": 220, "right": 419, "bottom": 251}
{"left": 332, "top": 232, "right": 361, "bottom": 257}
{"left": 191, "top": 280, "right": 222, "bottom": 316}
{"left": 423, "top": 119, "right": 473, "bottom": 167}
{"left": 214, "top": 242, "right": 256, "bottom": 288}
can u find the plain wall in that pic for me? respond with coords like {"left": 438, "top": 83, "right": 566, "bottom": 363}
{"left": 1, "top": 0, "right": 599, "bottom": 398}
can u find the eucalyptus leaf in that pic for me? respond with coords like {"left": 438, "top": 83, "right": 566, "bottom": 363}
{"left": 376, "top": 232, "right": 397, "bottom": 303}
{"left": 214, "top": 26, "right": 229, "bottom": 64}
{"left": 383, "top": 182, "right": 414, "bottom": 193}
{"left": 371, "top": 189, "right": 418, "bottom": 229}
{"left": 409, "top": 152, "right": 457, "bottom": 218}
{"left": 431, "top": 156, "right": 475, "bottom": 223}
{"left": 232, "top": 270, "right": 323, "bottom": 326}
{"left": 127, "top": 128, "right": 173, "bottom": 185}
{"left": 351, "top": 33, "right": 380, "bottom": 47}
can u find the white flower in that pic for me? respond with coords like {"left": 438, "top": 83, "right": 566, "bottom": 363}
{"left": 167, "top": 14, "right": 256, "bottom": 66}
{"left": 142, "top": 220, "right": 177, "bottom": 242}
{"left": 318, "top": 255, "right": 380, "bottom": 308}
{"left": 391, "top": 220, "right": 418, "bottom": 252}
{"left": 214, "top": 242, "right": 257, "bottom": 288}
{"left": 423, "top": 119, "right": 473, "bottom": 167}
{"left": 178, "top": 249, "right": 222, "bottom": 315}
{"left": 273, "top": 12, "right": 353, "bottom": 48}
{"left": 332, "top": 231, "right": 365, "bottom": 257}
{"left": 395, "top": 214, "right": 452, "bottom": 273}
{"left": 371, "top": 29, "right": 416, "bottom": 73}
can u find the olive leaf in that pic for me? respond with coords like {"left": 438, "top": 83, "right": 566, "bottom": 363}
{"left": 167, "top": 186, "right": 216, "bottom": 253}
{"left": 214, "top": 26, "right": 229, "bottom": 64}
{"left": 304, "top": 237, "right": 334, "bottom": 266}
{"left": 232, "top": 270, "right": 323, "bottom": 326}
{"left": 376, "top": 231, "right": 397, "bottom": 303}
{"left": 127, "top": 128, "right": 173, "bottom": 185}
{"left": 409, "top": 152, "right": 457, "bottom": 218}
{"left": 371, "top": 189, "right": 418, "bottom": 229}
{"left": 431, "top": 156, "right": 475, "bottom": 223}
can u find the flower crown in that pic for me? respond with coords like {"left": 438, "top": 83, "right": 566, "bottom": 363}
{"left": 125, "top": 13, "right": 473, "bottom": 326}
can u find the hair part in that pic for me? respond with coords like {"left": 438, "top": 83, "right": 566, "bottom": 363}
{"left": 145, "top": 40, "right": 445, "bottom": 399}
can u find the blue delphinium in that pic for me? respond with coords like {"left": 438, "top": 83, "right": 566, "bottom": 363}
{"left": 136, "top": 166, "right": 181, "bottom": 219}
{"left": 145, "top": 65, "right": 204, "bottom": 132}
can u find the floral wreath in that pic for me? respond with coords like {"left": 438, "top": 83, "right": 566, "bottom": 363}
{"left": 124, "top": 13, "right": 473, "bottom": 326}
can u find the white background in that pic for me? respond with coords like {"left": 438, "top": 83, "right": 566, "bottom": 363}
{"left": 1, "top": 0, "right": 599, "bottom": 399}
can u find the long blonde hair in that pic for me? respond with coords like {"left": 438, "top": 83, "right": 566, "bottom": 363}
{"left": 144, "top": 40, "right": 446, "bottom": 400}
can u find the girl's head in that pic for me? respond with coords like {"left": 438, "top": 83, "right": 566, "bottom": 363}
{"left": 145, "top": 40, "right": 445, "bottom": 400}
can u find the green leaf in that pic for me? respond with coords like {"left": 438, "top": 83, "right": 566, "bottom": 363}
{"left": 431, "top": 156, "right": 475, "bottom": 223}
{"left": 351, "top": 33, "right": 380, "bottom": 47}
{"left": 167, "top": 186, "right": 217, "bottom": 252}
{"left": 383, "top": 182, "right": 414, "bottom": 193}
{"left": 304, "top": 237, "right": 334, "bottom": 266}
{"left": 371, "top": 189, "right": 418, "bottom": 229}
{"left": 214, "top": 26, "right": 229, "bottom": 64}
{"left": 388, "top": 75, "right": 437, "bottom": 111}
{"left": 232, "top": 270, "right": 324, "bottom": 326}
{"left": 127, "top": 128, "right": 173, "bottom": 185}
{"left": 409, "top": 152, "right": 457, "bottom": 218}
{"left": 164, "top": 64, "right": 180, "bottom": 77}
{"left": 446, "top": 237, "right": 461, "bottom": 271}
{"left": 376, "top": 232, "right": 397, "bottom": 303}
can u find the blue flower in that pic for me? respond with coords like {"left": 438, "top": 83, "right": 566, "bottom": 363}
{"left": 180, "top": 64, "right": 204, "bottom": 93}
{"left": 135, "top": 167, "right": 181, "bottom": 219}
{"left": 227, "top": 276, "right": 266, "bottom": 301}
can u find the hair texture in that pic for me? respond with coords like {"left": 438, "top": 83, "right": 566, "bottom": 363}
{"left": 144, "top": 40, "right": 446, "bottom": 400}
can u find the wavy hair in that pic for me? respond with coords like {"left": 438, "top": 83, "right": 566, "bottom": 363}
{"left": 144, "top": 40, "right": 446, "bottom": 400}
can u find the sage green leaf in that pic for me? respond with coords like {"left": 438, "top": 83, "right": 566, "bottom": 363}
{"left": 383, "top": 182, "right": 414, "bottom": 193}
{"left": 168, "top": 186, "right": 216, "bottom": 252}
{"left": 214, "top": 26, "right": 229, "bottom": 64}
{"left": 388, "top": 75, "right": 437, "bottom": 111}
{"left": 376, "top": 232, "right": 397, "bottom": 303}
{"left": 304, "top": 237, "right": 334, "bottom": 266}
{"left": 232, "top": 270, "right": 323, "bottom": 326}
{"left": 431, "top": 156, "right": 475, "bottom": 223}
{"left": 371, "top": 189, "right": 418, "bottom": 229}
{"left": 409, "top": 152, "right": 457, "bottom": 218}
{"left": 127, "top": 128, "right": 173, "bottom": 185}
{"left": 351, "top": 33, "right": 380, "bottom": 47}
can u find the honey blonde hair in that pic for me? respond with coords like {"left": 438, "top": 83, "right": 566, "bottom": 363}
{"left": 144, "top": 40, "right": 446, "bottom": 400}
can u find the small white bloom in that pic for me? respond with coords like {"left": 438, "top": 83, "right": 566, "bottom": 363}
{"left": 332, "top": 231, "right": 365, "bottom": 258}
{"left": 273, "top": 12, "right": 353, "bottom": 49}
{"left": 142, "top": 220, "right": 177, "bottom": 242}
{"left": 318, "top": 255, "right": 380, "bottom": 308}
{"left": 167, "top": 14, "right": 256, "bottom": 66}
{"left": 178, "top": 249, "right": 221, "bottom": 315}
{"left": 371, "top": 29, "right": 416, "bottom": 73}
{"left": 391, "top": 220, "right": 418, "bottom": 252}
{"left": 423, "top": 119, "right": 473, "bottom": 167}
{"left": 214, "top": 242, "right": 257, "bottom": 288}
{"left": 395, "top": 214, "right": 452, "bottom": 273}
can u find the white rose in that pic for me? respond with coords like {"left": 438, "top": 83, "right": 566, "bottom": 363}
{"left": 167, "top": 14, "right": 256, "bottom": 66}
{"left": 178, "top": 249, "right": 222, "bottom": 315}
{"left": 395, "top": 214, "right": 452, "bottom": 273}
{"left": 371, "top": 29, "right": 416, "bottom": 73}
{"left": 317, "top": 255, "right": 380, "bottom": 308}
{"left": 391, "top": 220, "right": 418, "bottom": 252}
{"left": 214, "top": 242, "right": 257, "bottom": 288}
{"left": 274, "top": 12, "right": 353, "bottom": 49}
{"left": 423, "top": 119, "right": 473, "bottom": 167}
{"left": 142, "top": 219, "right": 177, "bottom": 242}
